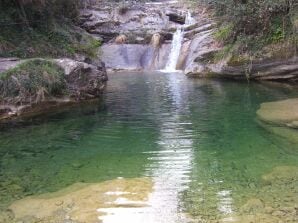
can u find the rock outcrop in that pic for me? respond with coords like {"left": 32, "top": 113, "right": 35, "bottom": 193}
{"left": 78, "top": 1, "right": 297, "bottom": 81}
{"left": 0, "top": 58, "right": 107, "bottom": 121}
{"left": 79, "top": 1, "right": 215, "bottom": 72}
{"left": 187, "top": 56, "right": 298, "bottom": 82}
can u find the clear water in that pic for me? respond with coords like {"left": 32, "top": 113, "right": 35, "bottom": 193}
{"left": 0, "top": 72, "right": 297, "bottom": 222}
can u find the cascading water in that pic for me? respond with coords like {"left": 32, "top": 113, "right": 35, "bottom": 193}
{"left": 163, "top": 11, "right": 195, "bottom": 72}
{"left": 185, "top": 11, "right": 195, "bottom": 26}
{"left": 163, "top": 27, "right": 184, "bottom": 72}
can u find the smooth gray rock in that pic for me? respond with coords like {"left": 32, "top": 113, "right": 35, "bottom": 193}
{"left": 101, "top": 44, "right": 170, "bottom": 71}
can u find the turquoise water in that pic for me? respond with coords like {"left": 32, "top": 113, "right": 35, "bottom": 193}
{"left": 0, "top": 72, "right": 297, "bottom": 222}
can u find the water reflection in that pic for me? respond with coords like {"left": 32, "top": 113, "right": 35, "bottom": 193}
{"left": 98, "top": 73, "right": 195, "bottom": 222}
{"left": 0, "top": 72, "right": 298, "bottom": 223}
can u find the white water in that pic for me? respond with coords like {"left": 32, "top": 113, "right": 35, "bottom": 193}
{"left": 163, "top": 11, "right": 195, "bottom": 72}
{"left": 163, "top": 27, "right": 184, "bottom": 72}
{"left": 185, "top": 11, "right": 195, "bottom": 26}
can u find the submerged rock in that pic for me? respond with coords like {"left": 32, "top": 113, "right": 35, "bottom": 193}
{"left": 256, "top": 98, "right": 298, "bottom": 143}
{"left": 257, "top": 98, "right": 298, "bottom": 126}
{"left": 261, "top": 166, "right": 298, "bottom": 185}
{"left": 8, "top": 178, "right": 152, "bottom": 223}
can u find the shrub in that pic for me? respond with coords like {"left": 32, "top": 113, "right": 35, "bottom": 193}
{"left": 193, "top": 0, "right": 297, "bottom": 57}
{"left": 0, "top": 59, "right": 66, "bottom": 104}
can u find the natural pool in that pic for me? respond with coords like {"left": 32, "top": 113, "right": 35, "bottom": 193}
{"left": 0, "top": 72, "right": 297, "bottom": 223}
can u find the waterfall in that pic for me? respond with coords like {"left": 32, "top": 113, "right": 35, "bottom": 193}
{"left": 163, "top": 27, "right": 184, "bottom": 72}
{"left": 163, "top": 11, "right": 194, "bottom": 72}
{"left": 185, "top": 11, "right": 195, "bottom": 26}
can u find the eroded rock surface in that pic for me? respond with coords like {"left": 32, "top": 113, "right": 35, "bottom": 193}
{"left": 79, "top": 1, "right": 216, "bottom": 71}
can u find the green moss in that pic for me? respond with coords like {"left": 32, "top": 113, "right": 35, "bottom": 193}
{"left": 0, "top": 22, "right": 101, "bottom": 59}
{"left": 0, "top": 59, "right": 66, "bottom": 103}
{"left": 227, "top": 55, "right": 250, "bottom": 66}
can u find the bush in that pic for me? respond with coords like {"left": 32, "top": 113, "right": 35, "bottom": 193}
{"left": 0, "top": 59, "right": 66, "bottom": 104}
{"left": 0, "top": 0, "right": 101, "bottom": 59}
{"left": 194, "top": 0, "right": 297, "bottom": 57}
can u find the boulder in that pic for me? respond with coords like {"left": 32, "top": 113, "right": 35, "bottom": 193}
{"left": 115, "top": 34, "right": 128, "bottom": 44}
{"left": 53, "top": 58, "right": 108, "bottom": 100}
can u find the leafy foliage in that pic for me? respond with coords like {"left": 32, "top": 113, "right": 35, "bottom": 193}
{"left": 0, "top": 0, "right": 101, "bottom": 58}
{"left": 196, "top": 0, "right": 297, "bottom": 58}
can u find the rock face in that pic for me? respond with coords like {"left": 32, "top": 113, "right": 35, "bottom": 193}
{"left": 188, "top": 57, "right": 298, "bottom": 82}
{"left": 101, "top": 44, "right": 170, "bottom": 71}
{"left": 0, "top": 58, "right": 107, "bottom": 121}
{"left": 256, "top": 98, "right": 298, "bottom": 143}
{"left": 79, "top": 1, "right": 216, "bottom": 71}
{"left": 79, "top": 1, "right": 297, "bottom": 81}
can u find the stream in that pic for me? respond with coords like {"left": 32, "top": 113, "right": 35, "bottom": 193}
{"left": 0, "top": 72, "right": 297, "bottom": 222}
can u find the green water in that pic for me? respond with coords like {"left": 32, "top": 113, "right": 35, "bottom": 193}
{"left": 0, "top": 72, "right": 298, "bottom": 222}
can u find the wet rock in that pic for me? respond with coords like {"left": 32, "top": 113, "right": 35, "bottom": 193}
{"left": 9, "top": 178, "right": 152, "bottom": 223}
{"left": 0, "top": 210, "right": 14, "bottom": 223}
{"left": 166, "top": 11, "right": 185, "bottom": 24}
{"left": 150, "top": 33, "right": 162, "bottom": 48}
{"left": 256, "top": 98, "right": 298, "bottom": 143}
{"left": 257, "top": 98, "right": 298, "bottom": 126}
{"left": 264, "top": 206, "right": 274, "bottom": 214}
{"left": 101, "top": 44, "right": 170, "bottom": 71}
